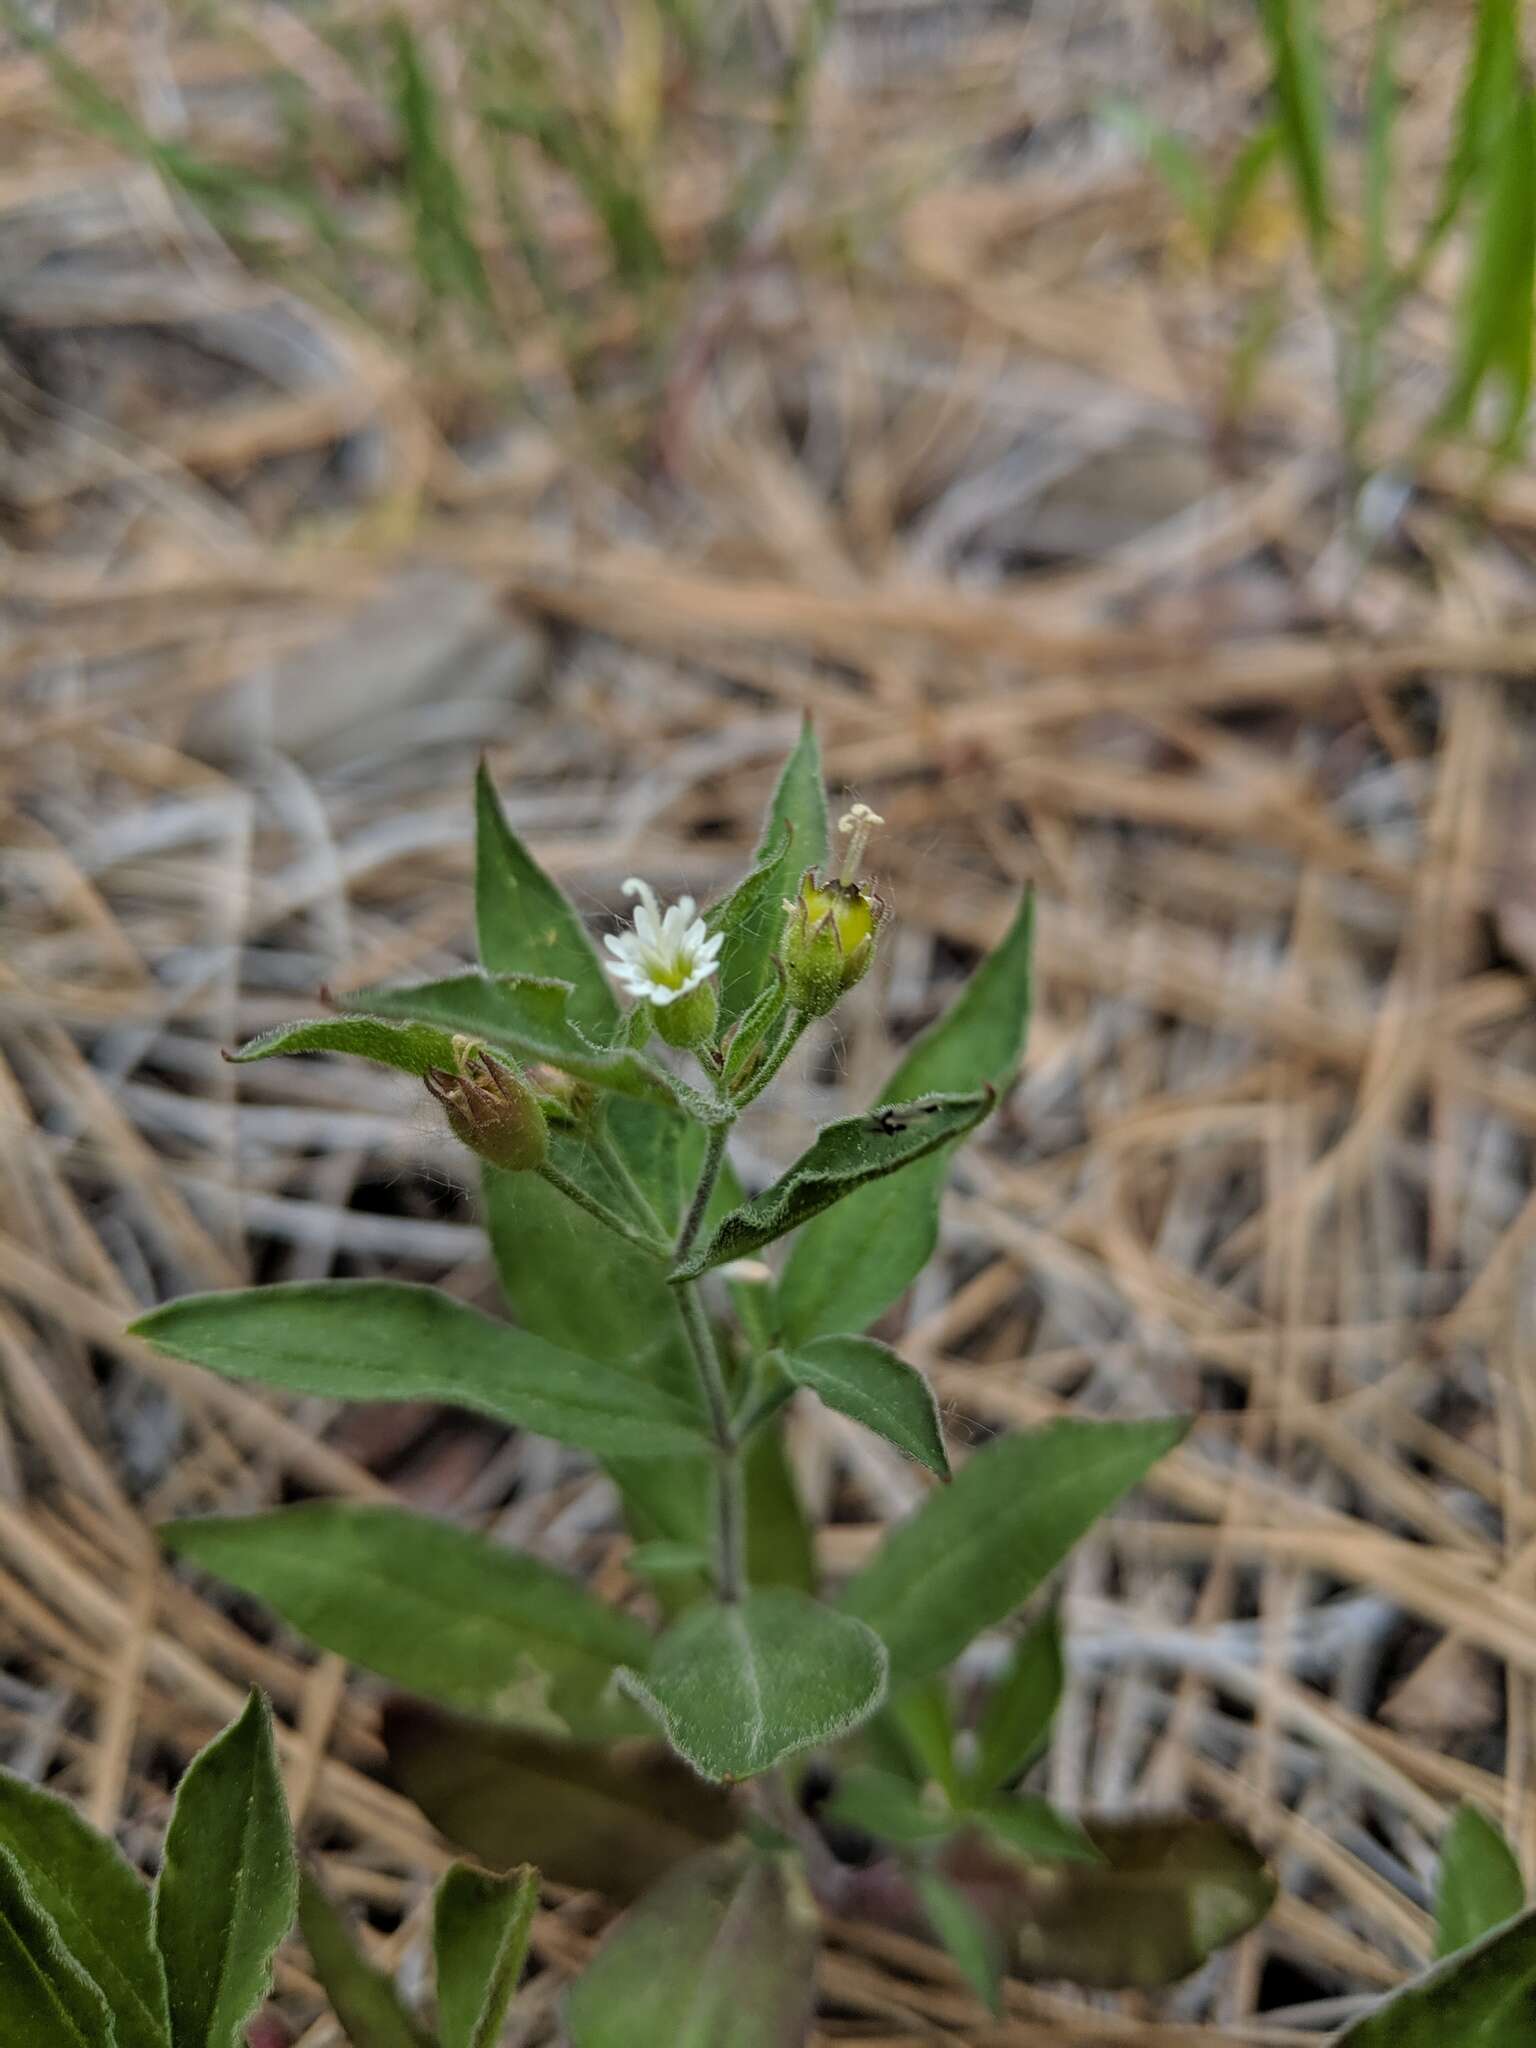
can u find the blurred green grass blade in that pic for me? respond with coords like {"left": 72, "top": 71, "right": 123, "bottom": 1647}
{"left": 1347, "top": 0, "right": 1398, "bottom": 449}
{"left": 388, "top": 16, "right": 492, "bottom": 312}
{"left": 1437, "top": 81, "right": 1536, "bottom": 452}
{"left": 1257, "top": 0, "right": 1332, "bottom": 261}
{"left": 1105, "top": 102, "right": 1213, "bottom": 245}
{"left": 1422, "top": 0, "right": 1520, "bottom": 263}
{"left": 1210, "top": 122, "right": 1280, "bottom": 257}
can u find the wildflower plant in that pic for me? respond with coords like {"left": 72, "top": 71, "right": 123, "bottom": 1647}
{"left": 41, "top": 725, "right": 1289, "bottom": 2031}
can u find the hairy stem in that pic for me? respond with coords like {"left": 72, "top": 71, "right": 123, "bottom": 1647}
{"left": 537, "top": 1161, "right": 669, "bottom": 1257}
{"left": 732, "top": 1007, "right": 809, "bottom": 1108}
{"left": 672, "top": 1119, "right": 747, "bottom": 1603}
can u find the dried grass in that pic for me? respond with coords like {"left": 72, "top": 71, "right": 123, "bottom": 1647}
{"left": 4, "top": 1, "right": 1536, "bottom": 2040}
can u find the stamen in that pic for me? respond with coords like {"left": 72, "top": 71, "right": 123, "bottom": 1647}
{"left": 837, "top": 802, "right": 884, "bottom": 884}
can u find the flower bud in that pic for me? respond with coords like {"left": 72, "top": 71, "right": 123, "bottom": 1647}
{"left": 653, "top": 975, "right": 719, "bottom": 1050}
{"left": 424, "top": 1041, "right": 548, "bottom": 1171}
{"left": 525, "top": 1062, "right": 600, "bottom": 1130}
{"left": 779, "top": 804, "right": 887, "bottom": 1018}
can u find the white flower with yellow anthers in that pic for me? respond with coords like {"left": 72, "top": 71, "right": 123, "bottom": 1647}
{"left": 604, "top": 878, "right": 723, "bottom": 1048}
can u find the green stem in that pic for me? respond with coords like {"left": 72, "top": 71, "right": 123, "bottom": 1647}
{"left": 732, "top": 1008, "right": 809, "bottom": 1108}
{"left": 537, "top": 1161, "right": 669, "bottom": 1258}
{"left": 671, "top": 1119, "right": 746, "bottom": 1603}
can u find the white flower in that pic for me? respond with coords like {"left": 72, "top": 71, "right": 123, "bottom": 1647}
{"left": 603, "top": 878, "right": 723, "bottom": 1008}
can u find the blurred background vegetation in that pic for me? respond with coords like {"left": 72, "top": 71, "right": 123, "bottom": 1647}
{"left": 5, "top": 1, "right": 1536, "bottom": 2040}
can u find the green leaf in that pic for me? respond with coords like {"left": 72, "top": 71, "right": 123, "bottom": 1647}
{"left": 706, "top": 820, "right": 793, "bottom": 943}
{"left": 564, "top": 1845, "right": 817, "bottom": 2048}
{"left": 1105, "top": 102, "right": 1213, "bottom": 242}
{"left": 0, "top": 1771, "right": 168, "bottom": 2048}
{"left": 621, "top": 1589, "right": 887, "bottom": 1781}
{"left": 779, "top": 1334, "right": 948, "bottom": 1477}
{"left": 974, "top": 1797, "right": 1099, "bottom": 1866}
{"left": 886, "top": 1678, "right": 960, "bottom": 1799}
{"left": 970, "top": 1608, "right": 1065, "bottom": 1795}
{"left": 131, "top": 1280, "right": 711, "bottom": 1461}
{"left": 673, "top": 1092, "right": 992, "bottom": 1280}
{"left": 432, "top": 1864, "right": 537, "bottom": 2048}
{"left": 162, "top": 1505, "right": 651, "bottom": 1740}
{"left": 482, "top": 1155, "right": 682, "bottom": 1372}
{"left": 474, "top": 762, "right": 617, "bottom": 1039}
{"left": 0, "top": 1845, "right": 117, "bottom": 2048}
{"left": 717, "top": 721, "right": 828, "bottom": 1028}
{"left": 825, "top": 1769, "right": 953, "bottom": 1846}
{"left": 227, "top": 1015, "right": 460, "bottom": 1079}
{"left": 152, "top": 1691, "right": 297, "bottom": 2048}
{"left": 297, "top": 1869, "right": 430, "bottom": 2048}
{"left": 778, "top": 892, "right": 1033, "bottom": 1341}
{"left": 1438, "top": 1807, "right": 1526, "bottom": 1959}
{"left": 1211, "top": 121, "right": 1281, "bottom": 256}
{"left": 1003, "top": 1817, "right": 1274, "bottom": 1989}
{"left": 1439, "top": 84, "right": 1536, "bottom": 454}
{"left": 744, "top": 1423, "right": 818, "bottom": 1594}
{"left": 1338, "top": 1905, "right": 1536, "bottom": 2044}
{"left": 913, "top": 1869, "right": 1004, "bottom": 2017}
{"left": 1257, "top": 0, "right": 1332, "bottom": 259}
{"left": 842, "top": 1417, "right": 1186, "bottom": 1689}
{"left": 382, "top": 1702, "right": 736, "bottom": 1903}
{"left": 388, "top": 18, "right": 491, "bottom": 312}
{"left": 1423, "top": 0, "right": 1520, "bottom": 257}
{"left": 341, "top": 973, "right": 718, "bottom": 1119}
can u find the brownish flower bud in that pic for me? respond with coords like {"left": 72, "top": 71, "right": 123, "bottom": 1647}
{"left": 424, "top": 1040, "right": 548, "bottom": 1172}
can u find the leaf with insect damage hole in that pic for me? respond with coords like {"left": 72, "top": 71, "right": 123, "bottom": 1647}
{"left": 671, "top": 1093, "right": 992, "bottom": 1280}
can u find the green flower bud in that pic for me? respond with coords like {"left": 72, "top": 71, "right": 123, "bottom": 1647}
{"left": 653, "top": 975, "right": 719, "bottom": 1050}
{"left": 779, "top": 803, "right": 887, "bottom": 1018}
{"left": 525, "top": 1063, "right": 600, "bottom": 1130}
{"left": 425, "top": 1040, "right": 548, "bottom": 1171}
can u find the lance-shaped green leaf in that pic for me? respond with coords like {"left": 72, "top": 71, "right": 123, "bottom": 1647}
{"left": 914, "top": 1869, "right": 1005, "bottom": 2018}
{"left": 339, "top": 973, "right": 720, "bottom": 1120}
{"left": 672, "top": 1093, "right": 991, "bottom": 1280}
{"left": 162, "top": 1506, "right": 651, "bottom": 1741}
{"left": 382, "top": 1701, "right": 736, "bottom": 1903}
{"left": 475, "top": 761, "right": 618, "bottom": 1038}
{"left": 825, "top": 1769, "right": 955, "bottom": 1846}
{"left": 152, "top": 1691, "right": 297, "bottom": 2048}
{"left": 778, "top": 892, "right": 1033, "bottom": 1341}
{"left": 717, "top": 720, "right": 828, "bottom": 1028}
{"left": 131, "top": 1281, "right": 711, "bottom": 1461}
{"left": 0, "top": 1771, "right": 168, "bottom": 2048}
{"left": 564, "top": 1845, "right": 817, "bottom": 2048}
{"left": 1438, "top": 1806, "right": 1526, "bottom": 1958}
{"left": 970, "top": 1608, "right": 1065, "bottom": 1795}
{"left": 228, "top": 1015, "right": 461, "bottom": 1079}
{"left": 973, "top": 1798, "right": 1098, "bottom": 1866}
{"left": 1338, "top": 1904, "right": 1536, "bottom": 2044}
{"left": 297, "top": 1869, "right": 430, "bottom": 2048}
{"left": 778, "top": 1335, "right": 949, "bottom": 1477}
{"left": 993, "top": 1818, "right": 1274, "bottom": 1989}
{"left": 620, "top": 1588, "right": 887, "bottom": 1781}
{"left": 0, "top": 1845, "right": 118, "bottom": 2048}
{"left": 432, "top": 1863, "right": 537, "bottom": 2048}
{"left": 1257, "top": 0, "right": 1331, "bottom": 260}
{"left": 842, "top": 1417, "right": 1186, "bottom": 1690}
